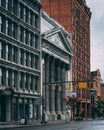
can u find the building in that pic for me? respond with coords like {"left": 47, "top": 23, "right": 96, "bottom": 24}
{"left": 41, "top": 0, "right": 91, "bottom": 85}
{"left": 0, "top": 0, "right": 42, "bottom": 122}
{"left": 90, "top": 69, "right": 104, "bottom": 118}
{"left": 41, "top": 12, "right": 72, "bottom": 121}
{"left": 41, "top": 0, "right": 92, "bottom": 118}
{"left": 101, "top": 83, "right": 104, "bottom": 100}
{"left": 91, "top": 69, "right": 101, "bottom": 98}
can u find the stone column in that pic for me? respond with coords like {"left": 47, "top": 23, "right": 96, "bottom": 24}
{"left": 45, "top": 55, "right": 50, "bottom": 114}
{"left": 50, "top": 58, "right": 55, "bottom": 114}
{"left": 56, "top": 60, "right": 61, "bottom": 114}
{"left": 61, "top": 63, "right": 66, "bottom": 113}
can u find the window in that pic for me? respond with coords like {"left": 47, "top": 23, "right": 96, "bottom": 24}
{"left": 35, "top": 76, "right": 39, "bottom": 91}
{"left": 33, "top": 13, "right": 35, "bottom": 27}
{"left": 20, "top": 72, "right": 24, "bottom": 89}
{"left": 35, "top": 14, "right": 39, "bottom": 29}
{"left": 24, "top": 30, "right": 26, "bottom": 44}
{"left": 24, "top": 7, "right": 29, "bottom": 23}
{"left": 24, "top": 29, "right": 29, "bottom": 45}
{"left": 2, "top": 67, "right": 6, "bottom": 86}
{"left": 6, "top": 69, "right": 9, "bottom": 86}
{"left": 32, "top": 34, "right": 35, "bottom": 48}
{"left": 8, "top": 44, "right": 12, "bottom": 61}
{"left": 30, "top": 32, "right": 33, "bottom": 47}
{"left": 19, "top": 3, "right": 24, "bottom": 20}
{"left": 13, "top": 0, "right": 17, "bottom": 15}
{"left": 1, "top": 42, "right": 6, "bottom": 59}
{"left": 29, "top": 54, "right": 31, "bottom": 68}
{"left": 30, "top": 75, "right": 34, "bottom": 91}
{"left": 13, "top": 70, "right": 17, "bottom": 87}
{"left": 0, "top": 41, "right": 2, "bottom": 58}
{"left": 76, "top": 7, "right": 80, "bottom": 18}
{"left": 12, "top": 22, "right": 17, "bottom": 39}
{"left": 28, "top": 32, "right": 31, "bottom": 46}
{"left": 19, "top": 26, "right": 24, "bottom": 42}
{"left": 19, "top": 50, "right": 22, "bottom": 64}
{"left": 30, "top": 76, "right": 32, "bottom": 90}
{"left": 6, "top": 44, "right": 9, "bottom": 60}
{"left": 13, "top": 46, "right": 17, "bottom": 63}
{"left": 24, "top": 7, "right": 26, "bottom": 22}
{"left": 29, "top": 11, "right": 33, "bottom": 25}
{"left": 0, "top": 68, "right": 2, "bottom": 85}
{"left": 6, "top": 0, "right": 9, "bottom": 10}
{"left": 23, "top": 52, "right": 26, "bottom": 66}
{"left": 6, "top": 19, "right": 11, "bottom": 36}
{"left": 25, "top": 73, "right": 29, "bottom": 90}
{"left": 6, "top": 44, "right": 12, "bottom": 61}
{"left": 31, "top": 54, "right": 34, "bottom": 68}
{"left": 26, "top": 52, "right": 29, "bottom": 67}
{"left": 35, "top": 55, "right": 39, "bottom": 70}
{"left": 19, "top": 49, "right": 24, "bottom": 65}
{"left": 0, "top": 0, "right": 4, "bottom": 7}
{"left": 0, "top": 15, "right": 3, "bottom": 32}
{"left": 35, "top": 35, "right": 39, "bottom": 49}
{"left": 29, "top": 53, "right": 34, "bottom": 68}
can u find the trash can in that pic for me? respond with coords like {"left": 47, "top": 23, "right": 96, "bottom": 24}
{"left": 20, "top": 117, "right": 27, "bottom": 125}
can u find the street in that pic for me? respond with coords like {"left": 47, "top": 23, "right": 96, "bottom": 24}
{"left": 1, "top": 120, "right": 104, "bottom": 130}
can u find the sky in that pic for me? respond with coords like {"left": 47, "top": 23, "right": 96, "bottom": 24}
{"left": 86, "top": 0, "right": 104, "bottom": 81}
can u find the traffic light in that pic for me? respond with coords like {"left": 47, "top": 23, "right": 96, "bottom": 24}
{"left": 68, "top": 83, "right": 73, "bottom": 91}
{"left": 59, "top": 86, "right": 62, "bottom": 91}
{"left": 93, "top": 82, "right": 97, "bottom": 89}
{"left": 91, "top": 82, "right": 97, "bottom": 89}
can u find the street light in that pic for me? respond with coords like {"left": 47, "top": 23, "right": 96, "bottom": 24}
{"left": 90, "top": 88, "right": 96, "bottom": 119}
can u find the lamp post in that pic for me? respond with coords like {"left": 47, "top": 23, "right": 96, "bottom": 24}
{"left": 90, "top": 88, "right": 96, "bottom": 119}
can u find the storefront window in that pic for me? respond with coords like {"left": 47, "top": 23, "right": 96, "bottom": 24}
{"left": 19, "top": 98, "right": 24, "bottom": 118}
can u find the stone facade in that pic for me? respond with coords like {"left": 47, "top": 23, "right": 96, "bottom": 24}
{"left": 41, "top": 12, "right": 72, "bottom": 120}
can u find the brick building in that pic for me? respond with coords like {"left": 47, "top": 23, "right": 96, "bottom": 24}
{"left": 101, "top": 83, "right": 104, "bottom": 100}
{"left": 91, "top": 69, "right": 101, "bottom": 99}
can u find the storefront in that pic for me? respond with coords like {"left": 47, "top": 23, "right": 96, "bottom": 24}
{"left": 0, "top": 89, "right": 42, "bottom": 122}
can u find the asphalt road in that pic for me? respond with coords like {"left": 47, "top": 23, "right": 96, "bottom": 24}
{"left": 1, "top": 120, "right": 104, "bottom": 130}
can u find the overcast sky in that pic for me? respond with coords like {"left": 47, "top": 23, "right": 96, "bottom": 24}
{"left": 86, "top": 0, "right": 104, "bottom": 81}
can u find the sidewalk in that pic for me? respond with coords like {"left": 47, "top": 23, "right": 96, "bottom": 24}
{"left": 0, "top": 120, "right": 70, "bottom": 129}
{"left": 0, "top": 118, "right": 101, "bottom": 129}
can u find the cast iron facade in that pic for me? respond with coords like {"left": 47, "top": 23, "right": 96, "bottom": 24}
{"left": 0, "top": 0, "right": 42, "bottom": 122}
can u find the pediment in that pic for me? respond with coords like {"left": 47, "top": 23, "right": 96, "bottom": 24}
{"left": 41, "top": 11, "right": 72, "bottom": 55}
{"left": 43, "top": 28, "right": 72, "bottom": 54}
{"left": 47, "top": 33, "right": 66, "bottom": 49}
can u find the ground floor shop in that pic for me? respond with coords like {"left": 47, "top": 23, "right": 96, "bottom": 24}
{"left": 0, "top": 94, "right": 42, "bottom": 122}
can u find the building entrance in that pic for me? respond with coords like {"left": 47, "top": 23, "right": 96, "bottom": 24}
{"left": 0, "top": 95, "right": 6, "bottom": 122}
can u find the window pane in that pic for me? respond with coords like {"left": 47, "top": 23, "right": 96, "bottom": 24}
{"left": 0, "top": 41, "right": 2, "bottom": 58}
{"left": 6, "top": 0, "right": 9, "bottom": 10}
{"left": 0, "top": 16, "right": 2, "bottom": 32}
